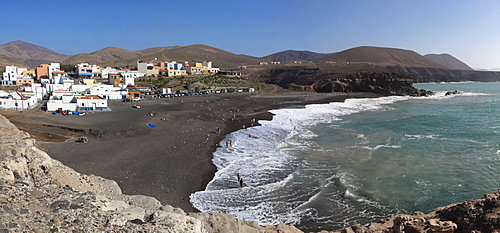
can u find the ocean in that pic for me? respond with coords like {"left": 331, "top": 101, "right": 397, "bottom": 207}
{"left": 190, "top": 82, "right": 500, "bottom": 232}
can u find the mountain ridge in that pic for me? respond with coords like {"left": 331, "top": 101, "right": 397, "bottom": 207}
{"left": 0, "top": 40, "right": 476, "bottom": 72}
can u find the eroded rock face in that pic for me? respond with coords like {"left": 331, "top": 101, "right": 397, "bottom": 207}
{"left": 250, "top": 65, "right": 434, "bottom": 97}
{"left": 0, "top": 114, "right": 303, "bottom": 233}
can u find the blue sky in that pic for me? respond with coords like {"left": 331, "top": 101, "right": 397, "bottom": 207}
{"left": 1, "top": 0, "right": 499, "bottom": 69}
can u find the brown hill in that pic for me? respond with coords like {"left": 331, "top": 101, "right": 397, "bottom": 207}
{"left": 63, "top": 47, "right": 141, "bottom": 66}
{"left": 139, "top": 44, "right": 261, "bottom": 68}
{"left": 318, "top": 46, "right": 446, "bottom": 68}
{"left": 63, "top": 44, "right": 261, "bottom": 69}
{"left": 261, "top": 50, "right": 329, "bottom": 63}
{"left": 0, "top": 40, "right": 70, "bottom": 67}
{"left": 136, "top": 46, "right": 182, "bottom": 56}
{"left": 424, "top": 53, "right": 473, "bottom": 70}
{"left": 0, "top": 54, "right": 25, "bottom": 67}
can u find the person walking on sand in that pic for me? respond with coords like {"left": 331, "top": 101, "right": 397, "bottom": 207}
{"left": 216, "top": 126, "right": 220, "bottom": 134}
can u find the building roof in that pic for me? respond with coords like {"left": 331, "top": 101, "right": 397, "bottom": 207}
{"left": 75, "top": 95, "right": 103, "bottom": 100}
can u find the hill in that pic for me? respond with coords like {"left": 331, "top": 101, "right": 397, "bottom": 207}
{"left": 423, "top": 53, "right": 473, "bottom": 70}
{"left": 63, "top": 44, "right": 261, "bottom": 69}
{"left": 318, "top": 46, "right": 446, "bottom": 68}
{"left": 63, "top": 47, "right": 141, "bottom": 66}
{"left": 261, "top": 50, "right": 329, "bottom": 63}
{"left": 0, "top": 40, "right": 70, "bottom": 67}
{"left": 0, "top": 53, "right": 25, "bottom": 67}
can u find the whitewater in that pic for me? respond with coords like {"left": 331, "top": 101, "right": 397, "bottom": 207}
{"left": 190, "top": 82, "right": 500, "bottom": 231}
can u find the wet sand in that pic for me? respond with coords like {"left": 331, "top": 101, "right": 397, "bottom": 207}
{"left": 0, "top": 90, "right": 381, "bottom": 212}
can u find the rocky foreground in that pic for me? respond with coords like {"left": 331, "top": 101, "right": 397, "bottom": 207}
{"left": 1, "top": 112, "right": 500, "bottom": 232}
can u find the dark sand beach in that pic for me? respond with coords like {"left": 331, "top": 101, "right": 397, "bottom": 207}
{"left": 0, "top": 90, "right": 381, "bottom": 212}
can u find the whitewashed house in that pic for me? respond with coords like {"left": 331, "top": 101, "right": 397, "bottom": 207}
{"left": 0, "top": 91, "right": 37, "bottom": 110}
{"left": 47, "top": 94, "right": 108, "bottom": 112}
{"left": 2, "top": 66, "right": 30, "bottom": 85}
{"left": 88, "top": 85, "right": 127, "bottom": 100}
{"left": 75, "top": 95, "right": 108, "bottom": 110}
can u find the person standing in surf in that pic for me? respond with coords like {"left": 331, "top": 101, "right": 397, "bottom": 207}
{"left": 237, "top": 173, "right": 243, "bottom": 188}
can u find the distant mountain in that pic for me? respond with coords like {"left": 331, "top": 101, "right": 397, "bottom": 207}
{"left": 261, "top": 50, "right": 330, "bottom": 63}
{"left": 424, "top": 54, "right": 473, "bottom": 70}
{"left": 63, "top": 44, "right": 261, "bottom": 69}
{"left": 0, "top": 40, "right": 70, "bottom": 67}
{"left": 318, "top": 46, "right": 446, "bottom": 68}
{"left": 0, "top": 41, "right": 479, "bottom": 75}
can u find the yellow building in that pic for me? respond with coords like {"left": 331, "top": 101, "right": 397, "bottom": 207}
{"left": 22, "top": 70, "right": 36, "bottom": 77}
{"left": 168, "top": 70, "right": 187, "bottom": 76}
{"left": 83, "top": 79, "right": 99, "bottom": 87}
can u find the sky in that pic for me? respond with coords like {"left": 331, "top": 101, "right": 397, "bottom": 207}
{"left": 1, "top": 0, "right": 500, "bottom": 69}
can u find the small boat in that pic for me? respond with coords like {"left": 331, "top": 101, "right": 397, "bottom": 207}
{"left": 133, "top": 105, "right": 141, "bottom": 109}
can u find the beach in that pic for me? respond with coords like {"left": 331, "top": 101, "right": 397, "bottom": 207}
{"left": 0, "top": 89, "right": 381, "bottom": 212}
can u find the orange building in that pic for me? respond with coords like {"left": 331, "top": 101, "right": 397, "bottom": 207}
{"left": 35, "top": 64, "right": 50, "bottom": 81}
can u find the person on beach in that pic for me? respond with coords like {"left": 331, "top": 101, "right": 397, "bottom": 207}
{"left": 237, "top": 173, "right": 243, "bottom": 188}
{"left": 216, "top": 126, "right": 220, "bottom": 134}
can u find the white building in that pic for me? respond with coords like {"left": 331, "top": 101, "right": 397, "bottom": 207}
{"left": 47, "top": 94, "right": 108, "bottom": 112}
{"left": 88, "top": 85, "right": 127, "bottom": 100}
{"left": 75, "top": 95, "right": 108, "bottom": 110}
{"left": 2, "top": 66, "right": 17, "bottom": 85}
{"left": 0, "top": 91, "right": 37, "bottom": 110}
{"left": 101, "top": 67, "right": 118, "bottom": 80}
{"left": 23, "top": 83, "right": 45, "bottom": 101}
{"left": 48, "top": 63, "right": 61, "bottom": 80}
{"left": 202, "top": 61, "right": 212, "bottom": 68}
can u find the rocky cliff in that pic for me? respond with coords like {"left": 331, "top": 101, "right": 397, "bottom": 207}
{"left": 250, "top": 65, "right": 433, "bottom": 96}
{"left": 2, "top": 112, "right": 500, "bottom": 233}
{"left": 387, "top": 66, "right": 500, "bottom": 83}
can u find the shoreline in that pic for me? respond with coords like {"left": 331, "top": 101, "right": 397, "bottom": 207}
{"left": 0, "top": 90, "right": 382, "bottom": 212}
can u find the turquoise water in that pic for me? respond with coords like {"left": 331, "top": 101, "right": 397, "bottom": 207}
{"left": 191, "top": 82, "right": 500, "bottom": 231}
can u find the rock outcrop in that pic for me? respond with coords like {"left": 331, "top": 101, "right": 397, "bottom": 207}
{"left": 0, "top": 113, "right": 302, "bottom": 233}
{"left": 334, "top": 190, "right": 500, "bottom": 233}
{"left": 249, "top": 65, "right": 433, "bottom": 97}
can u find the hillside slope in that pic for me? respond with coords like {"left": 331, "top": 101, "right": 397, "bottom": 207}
{"left": 0, "top": 40, "right": 70, "bottom": 67}
{"left": 318, "top": 46, "right": 446, "bottom": 68}
{"left": 63, "top": 44, "right": 261, "bottom": 69}
{"left": 424, "top": 53, "right": 473, "bottom": 70}
{"left": 261, "top": 50, "right": 329, "bottom": 63}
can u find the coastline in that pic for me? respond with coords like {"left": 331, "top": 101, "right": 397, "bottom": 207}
{"left": 0, "top": 90, "right": 382, "bottom": 212}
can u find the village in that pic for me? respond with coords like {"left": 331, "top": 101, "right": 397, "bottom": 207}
{"left": 0, "top": 60, "right": 249, "bottom": 113}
